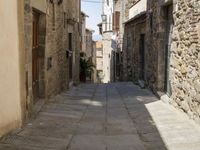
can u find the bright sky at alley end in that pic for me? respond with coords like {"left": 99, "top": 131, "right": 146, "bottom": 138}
{"left": 81, "top": 0, "right": 102, "bottom": 41}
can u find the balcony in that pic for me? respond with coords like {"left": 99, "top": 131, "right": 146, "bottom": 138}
{"left": 129, "top": 0, "right": 147, "bottom": 19}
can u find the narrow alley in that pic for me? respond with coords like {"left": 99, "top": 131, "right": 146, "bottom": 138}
{"left": 1, "top": 83, "right": 200, "bottom": 150}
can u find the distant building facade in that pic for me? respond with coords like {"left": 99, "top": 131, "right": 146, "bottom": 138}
{"left": 80, "top": 12, "right": 88, "bottom": 54}
{"left": 85, "top": 28, "right": 94, "bottom": 58}
{"left": 113, "top": 0, "right": 128, "bottom": 81}
{"left": 101, "top": 0, "right": 114, "bottom": 83}
{"left": 95, "top": 41, "right": 104, "bottom": 83}
{"left": 91, "top": 41, "right": 97, "bottom": 83}
{"left": 123, "top": 0, "right": 147, "bottom": 83}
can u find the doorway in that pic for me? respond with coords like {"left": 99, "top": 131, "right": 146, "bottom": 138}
{"left": 68, "top": 33, "right": 73, "bottom": 81}
{"left": 32, "top": 11, "right": 40, "bottom": 102}
{"left": 139, "top": 34, "right": 145, "bottom": 80}
{"left": 32, "top": 11, "right": 45, "bottom": 103}
{"left": 164, "top": 4, "right": 173, "bottom": 95}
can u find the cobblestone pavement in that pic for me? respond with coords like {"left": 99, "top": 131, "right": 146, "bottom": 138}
{"left": 1, "top": 82, "right": 200, "bottom": 150}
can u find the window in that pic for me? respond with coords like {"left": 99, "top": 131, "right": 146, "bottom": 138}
{"left": 150, "top": 13, "right": 153, "bottom": 33}
{"left": 107, "top": 0, "right": 109, "bottom": 6}
{"left": 109, "top": 15, "right": 111, "bottom": 30}
{"left": 105, "top": 16, "right": 107, "bottom": 31}
{"left": 113, "top": 11, "right": 120, "bottom": 31}
{"left": 64, "top": 12, "right": 66, "bottom": 28}
{"left": 52, "top": 3, "right": 56, "bottom": 30}
{"left": 68, "top": 33, "right": 73, "bottom": 80}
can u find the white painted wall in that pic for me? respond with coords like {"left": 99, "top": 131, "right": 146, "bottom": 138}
{"left": 129, "top": 0, "right": 147, "bottom": 19}
{"left": 102, "top": 0, "right": 114, "bottom": 83}
{"left": 102, "top": 32, "right": 113, "bottom": 83}
{"left": 102, "top": 0, "right": 113, "bottom": 32}
{"left": 0, "top": 0, "right": 23, "bottom": 137}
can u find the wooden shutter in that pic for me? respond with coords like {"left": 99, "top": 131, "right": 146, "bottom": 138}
{"left": 112, "top": 13, "right": 115, "bottom": 30}
{"left": 115, "top": 11, "right": 120, "bottom": 30}
{"left": 113, "top": 11, "right": 120, "bottom": 31}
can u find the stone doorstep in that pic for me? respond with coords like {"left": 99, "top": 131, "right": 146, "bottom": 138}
{"left": 159, "top": 94, "right": 200, "bottom": 129}
{"left": 160, "top": 94, "right": 170, "bottom": 104}
{"left": 138, "top": 80, "right": 145, "bottom": 89}
{"left": 32, "top": 99, "right": 46, "bottom": 118}
{"left": 69, "top": 81, "right": 74, "bottom": 88}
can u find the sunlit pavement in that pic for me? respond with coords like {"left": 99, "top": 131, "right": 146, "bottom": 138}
{"left": 1, "top": 82, "right": 200, "bottom": 150}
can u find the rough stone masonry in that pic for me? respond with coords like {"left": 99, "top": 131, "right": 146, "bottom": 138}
{"left": 146, "top": 0, "right": 200, "bottom": 122}
{"left": 170, "top": 0, "right": 200, "bottom": 122}
{"left": 123, "top": 0, "right": 200, "bottom": 123}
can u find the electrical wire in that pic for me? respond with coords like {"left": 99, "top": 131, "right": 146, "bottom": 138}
{"left": 81, "top": 0, "right": 114, "bottom": 3}
{"left": 81, "top": 0, "right": 102, "bottom": 3}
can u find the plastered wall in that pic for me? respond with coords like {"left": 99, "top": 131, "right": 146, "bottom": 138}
{"left": 0, "top": 0, "right": 24, "bottom": 137}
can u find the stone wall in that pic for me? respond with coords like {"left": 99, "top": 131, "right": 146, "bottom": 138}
{"left": 114, "top": 0, "right": 128, "bottom": 81}
{"left": 24, "top": 0, "right": 80, "bottom": 115}
{"left": 85, "top": 29, "right": 93, "bottom": 58}
{"left": 145, "top": 0, "right": 167, "bottom": 92}
{"left": 45, "top": 2, "right": 68, "bottom": 98}
{"left": 81, "top": 13, "right": 87, "bottom": 54}
{"left": 122, "top": 23, "right": 134, "bottom": 81}
{"left": 24, "top": 0, "right": 33, "bottom": 118}
{"left": 123, "top": 14, "right": 146, "bottom": 82}
{"left": 145, "top": 0, "right": 200, "bottom": 121}
{"left": 124, "top": 0, "right": 200, "bottom": 122}
{"left": 169, "top": 0, "right": 200, "bottom": 122}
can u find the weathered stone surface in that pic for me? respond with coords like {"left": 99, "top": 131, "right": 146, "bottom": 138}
{"left": 1, "top": 83, "right": 200, "bottom": 150}
{"left": 123, "top": 0, "right": 200, "bottom": 122}
{"left": 169, "top": 0, "right": 200, "bottom": 122}
{"left": 23, "top": 0, "right": 81, "bottom": 120}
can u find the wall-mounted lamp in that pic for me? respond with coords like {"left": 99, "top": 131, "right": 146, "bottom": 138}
{"left": 146, "top": 9, "right": 153, "bottom": 19}
{"left": 49, "top": 0, "right": 63, "bottom": 5}
{"left": 101, "top": 14, "right": 107, "bottom": 23}
{"left": 47, "top": 57, "right": 53, "bottom": 70}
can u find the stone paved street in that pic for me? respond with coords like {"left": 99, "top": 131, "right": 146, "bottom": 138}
{"left": 1, "top": 83, "right": 200, "bottom": 150}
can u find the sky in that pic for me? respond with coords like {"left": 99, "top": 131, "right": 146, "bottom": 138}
{"left": 81, "top": 0, "right": 102, "bottom": 41}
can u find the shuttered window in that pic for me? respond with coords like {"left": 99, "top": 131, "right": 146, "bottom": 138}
{"left": 112, "top": 11, "right": 120, "bottom": 31}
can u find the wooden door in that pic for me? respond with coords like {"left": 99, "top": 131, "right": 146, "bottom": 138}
{"left": 164, "top": 4, "right": 173, "bottom": 95}
{"left": 32, "top": 12, "right": 40, "bottom": 102}
{"left": 139, "top": 34, "right": 145, "bottom": 80}
{"left": 68, "top": 33, "right": 73, "bottom": 81}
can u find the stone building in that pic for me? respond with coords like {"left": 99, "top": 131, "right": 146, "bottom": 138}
{"left": 123, "top": 0, "right": 147, "bottom": 84}
{"left": 85, "top": 28, "right": 96, "bottom": 81}
{"left": 85, "top": 28, "right": 94, "bottom": 58}
{"left": 113, "top": 0, "right": 128, "bottom": 81}
{"left": 101, "top": 0, "right": 127, "bottom": 82}
{"left": 24, "top": 0, "right": 81, "bottom": 116}
{"left": 80, "top": 12, "right": 88, "bottom": 54}
{"left": 159, "top": 0, "right": 200, "bottom": 122}
{"left": 91, "top": 41, "right": 97, "bottom": 83}
{"left": 123, "top": 0, "right": 200, "bottom": 122}
{"left": 0, "top": 0, "right": 81, "bottom": 137}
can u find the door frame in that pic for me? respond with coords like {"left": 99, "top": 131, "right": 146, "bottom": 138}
{"left": 139, "top": 34, "right": 145, "bottom": 81}
{"left": 32, "top": 11, "right": 40, "bottom": 103}
{"left": 164, "top": 4, "right": 173, "bottom": 96}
